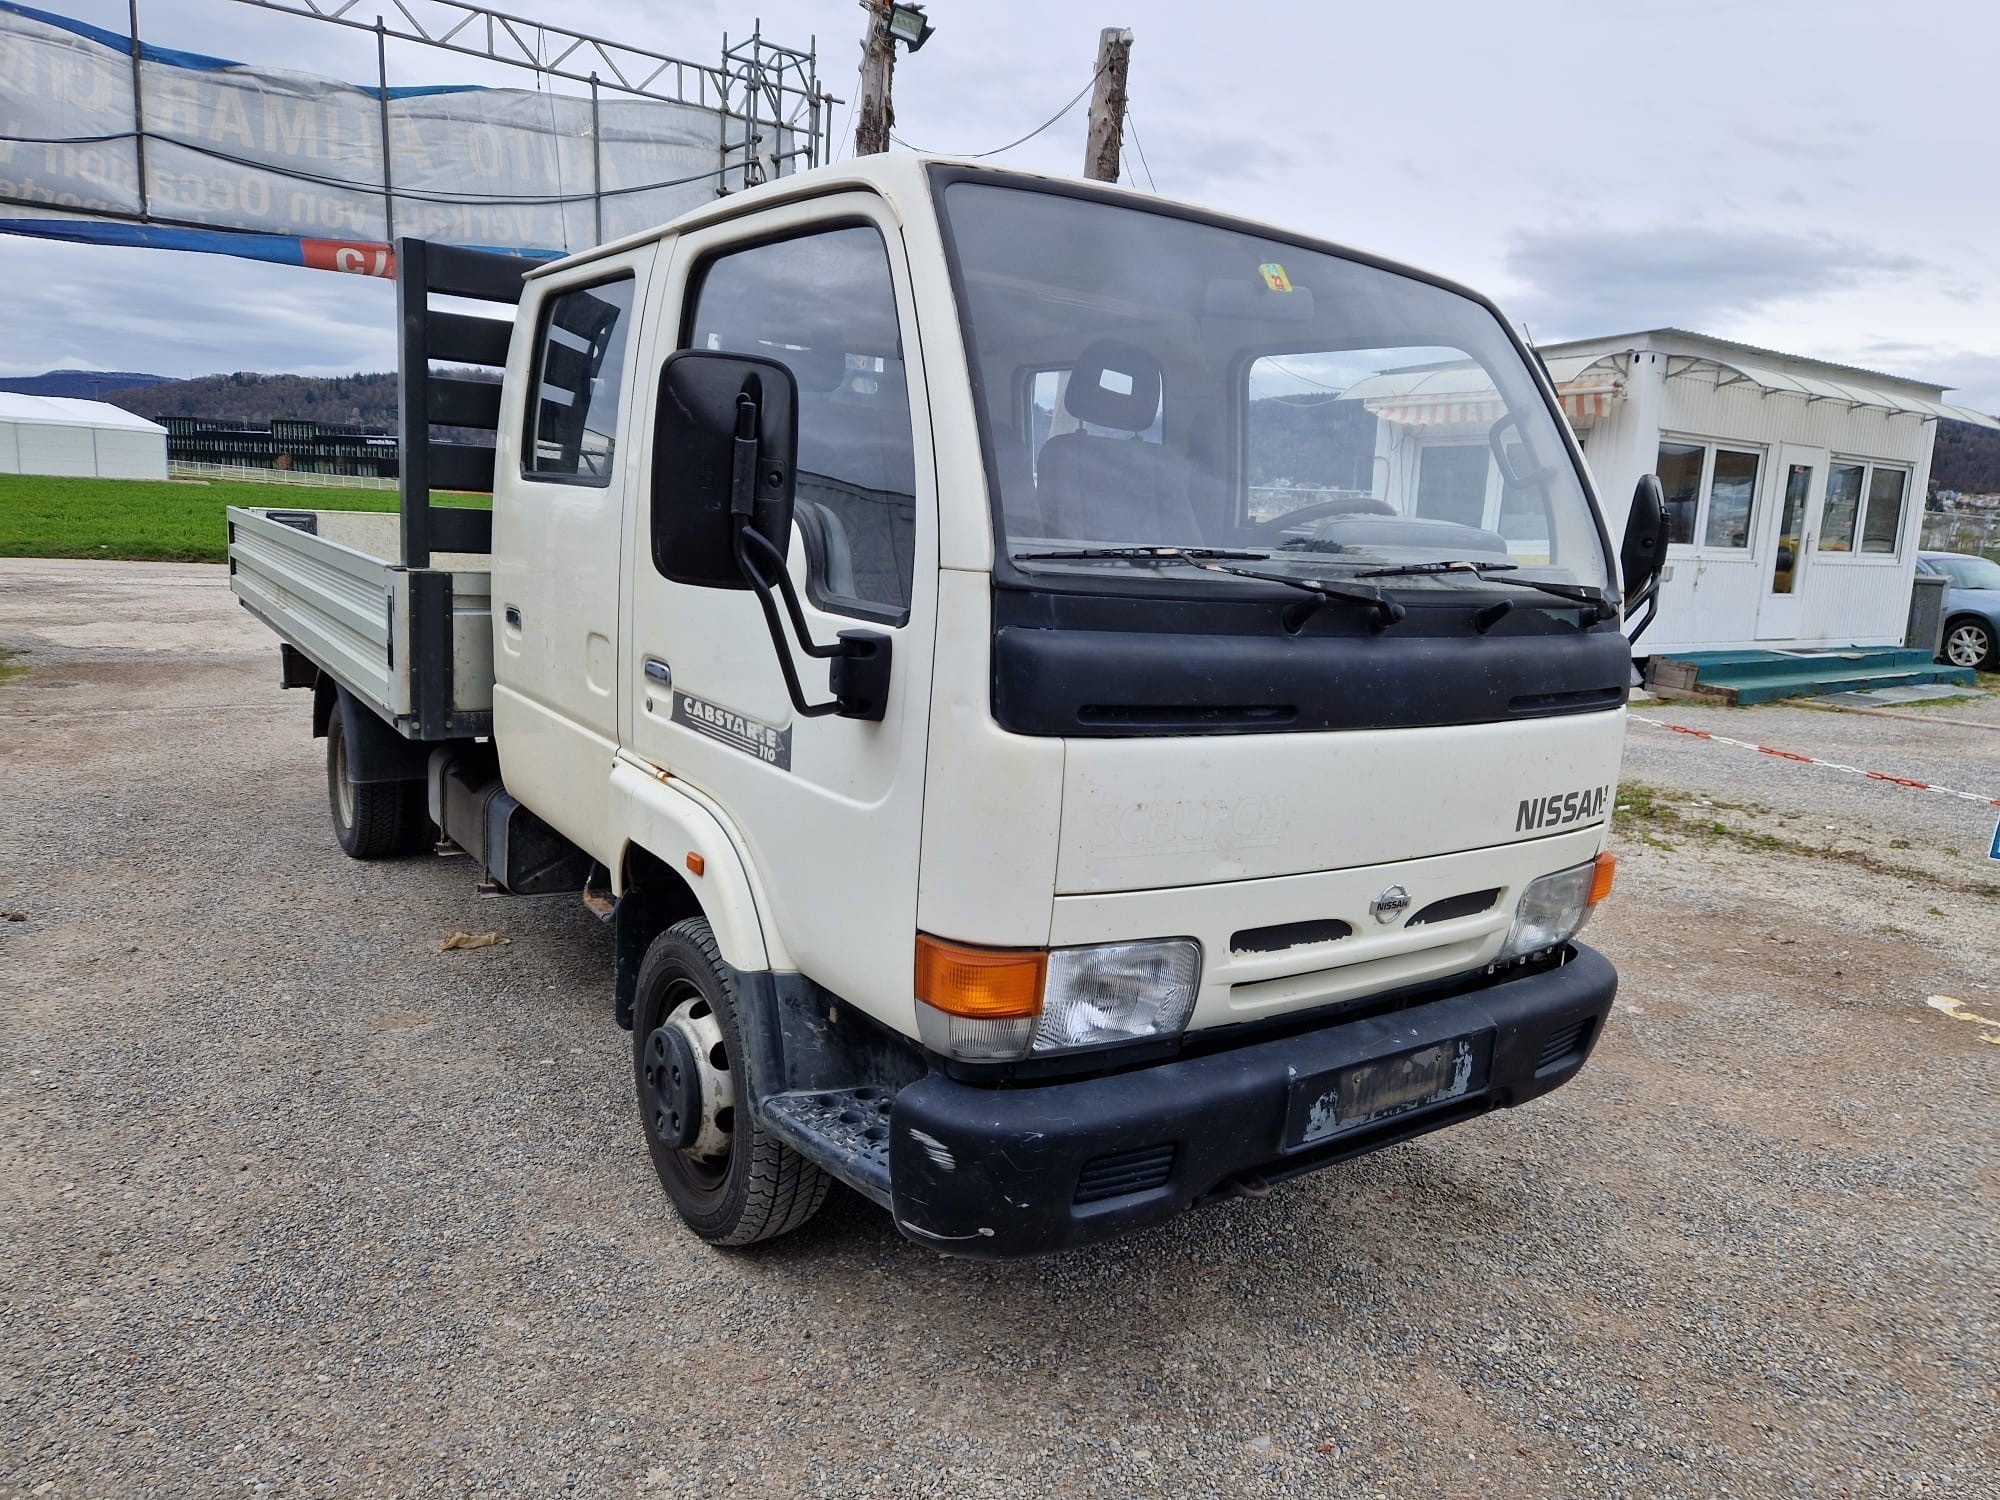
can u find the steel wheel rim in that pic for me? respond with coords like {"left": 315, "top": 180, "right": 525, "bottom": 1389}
{"left": 642, "top": 979, "right": 735, "bottom": 1187}
{"left": 1946, "top": 624, "right": 1988, "bottom": 667}
{"left": 331, "top": 723, "right": 355, "bottom": 827}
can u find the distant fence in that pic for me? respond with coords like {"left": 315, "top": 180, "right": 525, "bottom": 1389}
{"left": 1921, "top": 510, "right": 2000, "bottom": 562}
{"left": 170, "top": 461, "right": 394, "bottom": 490}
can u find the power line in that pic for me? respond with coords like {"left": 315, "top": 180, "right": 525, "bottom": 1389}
{"left": 1124, "top": 108, "right": 1158, "bottom": 193}
{"left": 889, "top": 65, "right": 1104, "bottom": 160}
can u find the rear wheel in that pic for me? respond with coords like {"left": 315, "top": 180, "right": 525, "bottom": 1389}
{"left": 633, "top": 918, "right": 828, "bottom": 1246}
{"left": 325, "top": 708, "right": 429, "bottom": 859}
{"left": 1943, "top": 617, "right": 1996, "bottom": 670}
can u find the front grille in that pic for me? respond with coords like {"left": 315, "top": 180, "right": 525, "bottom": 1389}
{"left": 1536, "top": 1017, "right": 1595, "bottom": 1073}
{"left": 1074, "top": 1143, "right": 1177, "bottom": 1204}
{"left": 1406, "top": 887, "right": 1502, "bottom": 926}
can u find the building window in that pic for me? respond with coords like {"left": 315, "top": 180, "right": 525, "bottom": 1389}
{"left": 1860, "top": 467, "right": 1907, "bottom": 554}
{"left": 1656, "top": 441, "right": 1703, "bottom": 545}
{"left": 1704, "top": 448, "right": 1760, "bottom": 548}
{"left": 523, "top": 276, "right": 635, "bottom": 484}
{"left": 1817, "top": 459, "right": 1910, "bottom": 555}
{"left": 1654, "top": 439, "right": 1761, "bottom": 549}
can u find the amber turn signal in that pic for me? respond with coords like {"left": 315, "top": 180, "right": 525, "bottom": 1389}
{"left": 914, "top": 934, "right": 1046, "bottom": 1019}
{"left": 1588, "top": 851, "right": 1616, "bottom": 906}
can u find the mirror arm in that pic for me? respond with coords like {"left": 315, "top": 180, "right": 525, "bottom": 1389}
{"left": 1624, "top": 580, "right": 1661, "bottom": 645}
{"left": 736, "top": 526, "right": 893, "bottom": 722}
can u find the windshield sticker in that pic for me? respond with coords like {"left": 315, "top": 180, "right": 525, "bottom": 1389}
{"left": 672, "top": 689, "right": 791, "bottom": 771}
{"left": 1258, "top": 262, "right": 1294, "bottom": 293}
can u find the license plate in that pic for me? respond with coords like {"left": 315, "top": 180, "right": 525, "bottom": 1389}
{"left": 1285, "top": 1036, "right": 1486, "bottom": 1149}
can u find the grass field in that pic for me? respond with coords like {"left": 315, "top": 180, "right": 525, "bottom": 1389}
{"left": 0, "top": 473, "right": 486, "bottom": 564}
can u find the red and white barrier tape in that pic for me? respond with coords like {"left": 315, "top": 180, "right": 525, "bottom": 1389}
{"left": 1628, "top": 714, "right": 2000, "bottom": 807}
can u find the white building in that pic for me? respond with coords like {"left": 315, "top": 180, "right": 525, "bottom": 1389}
{"left": 0, "top": 393, "right": 169, "bottom": 481}
{"left": 1536, "top": 329, "right": 1997, "bottom": 654}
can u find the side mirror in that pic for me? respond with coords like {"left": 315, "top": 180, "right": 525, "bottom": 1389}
{"left": 1621, "top": 474, "right": 1669, "bottom": 597}
{"left": 649, "top": 347, "right": 892, "bottom": 722}
{"left": 1620, "top": 474, "right": 1670, "bottom": 643}
{"left": 650, "top": 349, "right": 797, "bottom": 590}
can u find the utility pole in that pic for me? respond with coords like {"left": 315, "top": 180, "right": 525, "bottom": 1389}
{"left": 1084, "top": 27, "right": 1133, "bottom": 183}
{"left": 854, "top": 0, "right": 897, "bottom": 155}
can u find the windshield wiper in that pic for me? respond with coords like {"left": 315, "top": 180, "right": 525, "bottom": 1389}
{"left": 1010, "top": 545, "right": 1404, "bottom": 629}
{"left": 1184, "top": 557, "right": 1405, "bottom": 630}
{"left": 1012, "top": 545, "right": 1271, "bottom": 563}
{"left": 1354, "top": 559, "right": 1614, "bottom": 621}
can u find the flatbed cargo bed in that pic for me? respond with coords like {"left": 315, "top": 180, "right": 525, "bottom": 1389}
{"left": 227, "top": 505, "right": 494, "bottom": 739}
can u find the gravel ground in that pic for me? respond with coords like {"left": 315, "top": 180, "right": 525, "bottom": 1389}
{"left": 2, "top": 559, "right": 1995, "bottom": 1499}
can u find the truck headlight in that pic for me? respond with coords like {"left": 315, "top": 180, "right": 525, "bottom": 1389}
{"left": 914, "top": 935, "right": 1202, "bottom": 1063}
{"left": 1035, "top": 939, "right": 1201, "bottom": 1054}
{"left": 1496, "top": 854, "right": 1615, "bottom": 963}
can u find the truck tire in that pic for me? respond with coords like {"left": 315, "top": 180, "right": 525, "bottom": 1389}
{"left": 633, "top": 918, "right": 829, "bottom": 1246}
{"left": 325, "top": 708, "right": 429, "bottom": 859}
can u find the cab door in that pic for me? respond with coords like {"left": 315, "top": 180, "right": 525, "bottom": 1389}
{"left": 491, "top": 248, "right": 653, "bottom": 861}
{"left": 622, "top": 194, "right": 939, "bottom": 1008}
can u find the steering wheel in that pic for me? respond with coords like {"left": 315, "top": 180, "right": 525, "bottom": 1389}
{"left": 1245, "top": 497, "right": 1392, "bottom": 543}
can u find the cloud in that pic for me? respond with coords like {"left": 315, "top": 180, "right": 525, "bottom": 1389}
{"left": 1503, "top": 227, "right": 1922, "bottom": 340}
{"left": 0, "top": 235, "right": 394, "bottom": 378}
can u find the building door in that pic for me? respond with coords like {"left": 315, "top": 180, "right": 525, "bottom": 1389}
{"left": 1754, "top": 446, "right": 1825, "bottom": 640}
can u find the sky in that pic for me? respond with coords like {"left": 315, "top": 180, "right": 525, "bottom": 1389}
{"left": 3, "top": 0, "right": 1997, "bottom": 410}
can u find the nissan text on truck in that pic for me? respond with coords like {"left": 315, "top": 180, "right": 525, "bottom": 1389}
{"left": 228, "top": 155, "right": 1669, "bottom": 1257}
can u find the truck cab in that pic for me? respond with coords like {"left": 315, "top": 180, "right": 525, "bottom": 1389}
{"left": 232, "top": 155, "right": 1663, "bottom": 1257}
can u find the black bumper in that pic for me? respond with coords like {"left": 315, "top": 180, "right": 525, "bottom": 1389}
{"left": 887, "top": 944, "right": 1616, "bottom": 1258}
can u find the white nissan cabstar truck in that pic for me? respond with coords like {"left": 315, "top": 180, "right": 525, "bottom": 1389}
{"left": 228, "top": 155, "right": 1669, "bottom": 1257}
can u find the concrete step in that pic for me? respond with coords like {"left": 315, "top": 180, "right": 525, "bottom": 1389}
{"left": 1724, "top": 667, "right": 1976, "bottom": 706}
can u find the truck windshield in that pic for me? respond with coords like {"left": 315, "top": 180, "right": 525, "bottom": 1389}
{"left": 939, "top": 180, "right": 1611, "bottom": 596}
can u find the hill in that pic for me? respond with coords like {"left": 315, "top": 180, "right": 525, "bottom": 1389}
{"left": 104, "top": 371, "right": 400, "bottom": 430}
{"left": 0, "top": 369, "right": 170, "bottom": 400}
{"left": 1931, "top": 418, "right": 2000, "bottom": 499}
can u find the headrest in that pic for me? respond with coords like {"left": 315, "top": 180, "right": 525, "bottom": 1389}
{"left": 1063, "top": 339, "right": 1162, "bottom": 432}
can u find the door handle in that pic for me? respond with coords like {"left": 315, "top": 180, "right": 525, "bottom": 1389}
{"left": 644, "top": 658, "right": 672, "bottom": 687}
{"left": 504, "top": 605, "right": 523, "bottom": 629}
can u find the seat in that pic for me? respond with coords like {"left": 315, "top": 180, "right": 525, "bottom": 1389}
{"left": 1037, "top": 339, "right": 1203, "bottom": 544}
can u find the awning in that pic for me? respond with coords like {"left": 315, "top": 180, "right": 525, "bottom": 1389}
{"left": 1656, "top": 351, "right": 2000, "bottom": 430}
{"left": 1343, "top": 357, "right": 1623, "bottom": 429}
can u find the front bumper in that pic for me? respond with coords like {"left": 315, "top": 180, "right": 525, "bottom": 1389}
{"left": 887, "top": 944, "right": 1615, "bottom": 1257}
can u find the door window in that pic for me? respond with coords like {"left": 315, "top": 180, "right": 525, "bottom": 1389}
{"left": 524, "top": 276, "right": 636, "bottom": 484}
{"left": 1769, "top": 463, "right": 1811, "bottom": 595}
{"left": 686, "top": 225, "right": 917, "bottom": 622}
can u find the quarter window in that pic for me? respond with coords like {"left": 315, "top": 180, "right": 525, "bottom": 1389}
{"left": 524, "top": 276, "right": 635, "bottom": 484}
{"left": 687, "top": 224, "right": 917, "bottom": 621}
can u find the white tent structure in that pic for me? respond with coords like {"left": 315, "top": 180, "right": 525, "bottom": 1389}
{"left": 0, "top": 393, "right": 168, "bottom": 480}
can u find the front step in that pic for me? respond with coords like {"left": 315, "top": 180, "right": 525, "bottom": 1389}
{"left": 761, "top": 1087, "right": 895, "bottom": 1205}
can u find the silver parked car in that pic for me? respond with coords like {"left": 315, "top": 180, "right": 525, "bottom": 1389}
{"left": 1917, "top": 550, "right": 2000, "bottom": 670}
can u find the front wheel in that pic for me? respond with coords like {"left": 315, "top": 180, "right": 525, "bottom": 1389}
{"left": 1942, "top": 617, "right": 1996, "bottom": 671}
{"left": 632, "top": 918, "right": 828, "bottom": 1246}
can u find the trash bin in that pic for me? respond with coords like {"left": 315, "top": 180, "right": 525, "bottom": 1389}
{"left": 1906, "top": 572, "right": 1947, "bottom": 658}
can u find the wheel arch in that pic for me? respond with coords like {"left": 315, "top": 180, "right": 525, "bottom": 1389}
{"left": 607, "top": 759, "right": 785, "bottom": 1024}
